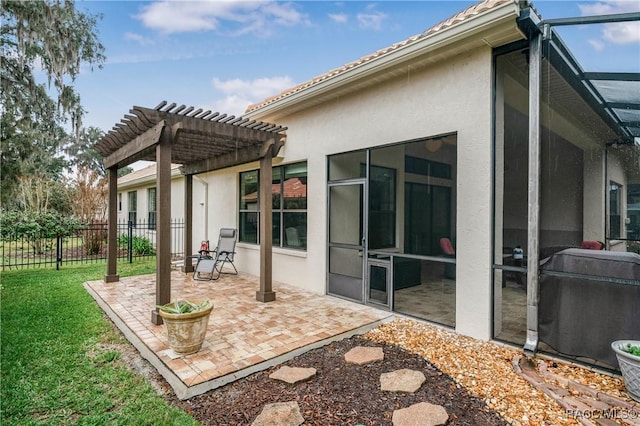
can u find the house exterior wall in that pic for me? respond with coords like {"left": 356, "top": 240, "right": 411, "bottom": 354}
{"left": 203, "top": 47, "right": 496, "bottom": 340}
{"left": 118, "top": 174, "right": 186, "bottom": 223}
{"left": 607, "top": 151, "right": 630, "bottom": 252}
{"left": 196, "top": 166, "right": 246, "bottom": 252}
{"left": 583, "top": 149, "right": 606, "bottom": 243}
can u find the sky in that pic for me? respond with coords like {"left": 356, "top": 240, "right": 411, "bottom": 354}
{"left": 72, "top": 0, "right": 640, "bottom": 137}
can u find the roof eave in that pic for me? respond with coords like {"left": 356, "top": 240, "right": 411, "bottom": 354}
{"left": 245, "top": 0, "right": 523, "bottom": 120}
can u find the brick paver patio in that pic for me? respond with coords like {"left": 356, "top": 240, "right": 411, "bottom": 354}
{"left": 84, "top": 271, "right": 393, "bottom": 399}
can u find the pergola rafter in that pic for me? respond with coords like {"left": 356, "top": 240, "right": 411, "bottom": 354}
{"left": 95, "top": 101, "right": 286, "bottom": 324}
{"left": 95, "top": 101, "right": 287, "bottom": 168}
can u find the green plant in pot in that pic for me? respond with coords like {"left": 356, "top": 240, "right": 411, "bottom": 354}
{"left": 157, "top": 300, "right": 213, "bottom": 356}
{"left": 611, "top": 340, "right": 640, "bottom": 402}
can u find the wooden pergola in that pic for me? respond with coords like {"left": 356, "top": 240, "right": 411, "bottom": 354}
{"left": 94, "top": 101, "right": 286, "bottom": 324}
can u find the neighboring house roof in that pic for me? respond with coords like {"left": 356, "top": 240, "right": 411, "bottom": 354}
{"left": 243, "top": 177, "right": 307, "bottom": 201}
{"left": 118, "top": 163, "right": 182, "bottom": 190}
{"left": 245, "top": 0, "right": 519, "bottom": 115}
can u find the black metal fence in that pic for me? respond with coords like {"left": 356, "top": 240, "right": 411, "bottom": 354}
{"left": 1, "top": 219, "right": 184, "bottom": 270}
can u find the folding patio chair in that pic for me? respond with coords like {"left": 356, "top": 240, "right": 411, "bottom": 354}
{"left": 192, "top": 228, "right": 238, "bottom": 281}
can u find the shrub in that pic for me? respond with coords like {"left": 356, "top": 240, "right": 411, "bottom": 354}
{"left": 117, "top": 234, "right": 155, "bottom": 256}
{"left": 0, "top": 210, "right": 82, "bottom": 254}
{"left": 81, "top": 224, "right": 107, "bottom": 255}
{"left": 0, "top": 210, "right": 82, "bottom": 240}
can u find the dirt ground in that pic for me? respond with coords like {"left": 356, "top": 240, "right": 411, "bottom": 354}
{"left": 167, "top": 336, "right": 507, "bottom": 425}
{"left": 113, "top": 317, "right": 637, "bottom": 426}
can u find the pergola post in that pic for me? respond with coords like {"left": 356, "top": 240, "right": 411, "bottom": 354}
{"left": 183, "top": 174, "right": 194, "bottom": 273}
{"left": 105, "top": 167, "right": 119, "bottom": 283}
{"left": 151, "top": 126, "right": 173, "bottom": 325}
{"left": 256, "top": 145, "right": 275, "bottom": 302}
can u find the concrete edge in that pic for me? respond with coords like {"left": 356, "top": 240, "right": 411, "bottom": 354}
{"left": 83, "top": 281, "right": 189, "bottom": 399}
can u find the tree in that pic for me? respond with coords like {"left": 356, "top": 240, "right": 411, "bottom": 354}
{"left": 118, "top": 166, "right": 134, "bottom": 178}
{"left": 65, "top": 127, "right": 135, "bottom": 177}
{"left": 69, "top": 166, "right": 107, "bottom": 224}
{"left": 69, "top": 166, "right": 108, "bottom": 254}
{"left": 16, "top": 174, "right": 69, "bottom": 214}
{"left": 0, "top": 0, "right": 105, "bottom": 208}
{"left": 65, "top": 126, "right": 107, "bottom": 176}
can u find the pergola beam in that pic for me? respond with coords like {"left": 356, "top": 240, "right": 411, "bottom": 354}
{"left": 103, "top": 120, "right": 165, "bottom": 169}
{"left": 180, "top": 145, "right": 265, "bottom": 175}
{"left": 133, "top": 107, "right": 284, "bottom": 143}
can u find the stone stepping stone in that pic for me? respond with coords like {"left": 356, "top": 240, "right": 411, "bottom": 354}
{"left": 380, "top": 369, "right": 426, "bottom": 392}
{"left": 269, "top": 366, "right": 317, "bottom": 384}
{"left": 251, "top": 401, "right": 304, "bottom": 426}
{"left": 392, "top": 402, "right": 448, "bottom": 426}
{"left": 344, "top": 346, "right": 384, "bottom": 365}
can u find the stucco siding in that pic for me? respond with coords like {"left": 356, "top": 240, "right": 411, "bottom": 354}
{"left": 205, "top": 47, "right": 496, "bottom": 338}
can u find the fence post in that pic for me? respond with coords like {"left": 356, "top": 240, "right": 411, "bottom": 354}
{"left": 56, "top": 235, "right": 62, "bottom": 270}
{"left": 128, "top": 220, "right": 133, "bottom": 263}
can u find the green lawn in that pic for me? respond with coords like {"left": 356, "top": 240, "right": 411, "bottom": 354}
{"left": 1, "top": 261, "right": 200, "bottom": 425}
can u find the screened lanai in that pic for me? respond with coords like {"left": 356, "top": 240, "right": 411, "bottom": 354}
{"left": 493, "top": 9, "right": 640, "bottom": 366}
{"left": 94, "top": 101, "right": 286, "bottom": 324}
{"left": 320, "top": 8, "right": 639, "bottom": 356}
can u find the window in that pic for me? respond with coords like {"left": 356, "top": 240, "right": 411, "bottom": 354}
{"left": 148, "top": 187, "right": 157, "bottom": 230}
{"left": 239, "top": 171, "right": 259, "bottom": 243}
{"left": 118, "top": 193, "right": 122, "bottom": 211}
{"left": 610, "top": 182, "right": 621, "bottom": 239}
{"left": 127, "top": 191, "right": 137, "bottom": 224}
{"left": 281, "top": 163, "right": 307, "bottom": 249}
{"left": 239, "top": 162, "right": 307, "bottom": 249}
{"left": 628, "top": 184, "right": 640, "bottom": 241}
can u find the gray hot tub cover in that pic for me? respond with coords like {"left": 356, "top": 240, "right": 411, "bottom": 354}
{"left": 539, "top": 248, "right": 640, "bottom": 368}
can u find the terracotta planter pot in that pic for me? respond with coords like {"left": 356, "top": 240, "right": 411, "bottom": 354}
{"left": 611, "top": 340, "right": 640, "bottom": 402}
{"left": 159, "top": 301, "right": 213, "bottom": 355}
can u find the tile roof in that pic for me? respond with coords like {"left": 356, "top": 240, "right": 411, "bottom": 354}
{"left": 118, "top": 163, "right": 181, "bottom": 186}
{"left": 245, "top": 0, "right": 515, "bottom": 114}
